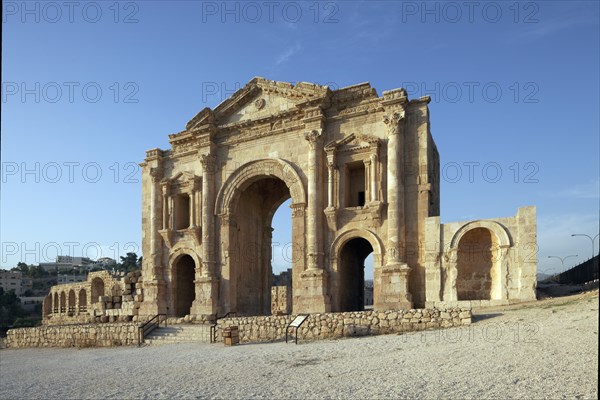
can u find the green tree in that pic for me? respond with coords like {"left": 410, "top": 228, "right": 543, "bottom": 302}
{"left": 11, "top": 262, "right": 29, "bottom": 274}
{"left": 0, "top": 287, "right": 26, "bottom": 328}
{"left": 118, "top": 253, "right": 140, "bottom": 273}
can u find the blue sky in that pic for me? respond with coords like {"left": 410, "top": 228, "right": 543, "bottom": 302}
{"left": 2, "top": 1, "right": 599, "bottom": 278}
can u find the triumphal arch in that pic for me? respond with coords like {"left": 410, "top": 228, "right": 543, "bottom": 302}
{"left": 138, "top": 77, "right": 537, "bottom": 319}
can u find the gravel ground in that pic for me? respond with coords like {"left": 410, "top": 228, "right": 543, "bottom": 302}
{"left": 1, "top": 291, "right": 597, "bottom": 400}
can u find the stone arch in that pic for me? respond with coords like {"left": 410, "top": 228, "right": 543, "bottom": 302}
{"left": 330, "top": 228, "right": 383, "bottom": 260}
{"left": 169, "top": 247, "right": 202, "bottom": 272}
{"left": 68, "top": 289, "right": 76, "bottom": 314}
{"left": 450, "top": 220, "right": 512, "bottom": 249}
{"left": 43, "top": 294, "right": 52, "bottom": 317}
{"left": 60, "top": 291, "right": 66, "bottom": 313}
{"left": 169, "top": 249, "right": 200, "bottom": 317}
{"left": 216, "top": 159, "right": 305, "bottom": 316}
{"left": 330, "top": 229, "right": 384, "bottom": 312}
{"left": 111, "top": 284, "right": 122, "bottom": 297}
{"left": 91, "top": 277, "right": 105, "bottom": 304}
{"left": 53, "top": 292, "right": 59, "bottom": 313}
{"left": 79, "top": 288, "right": 87, "bottom": 312}
{"left": 446, "top": 221, "right": 511, "bottom": 301}
{"left": 215, "top": 158, "right": 306, "bottom": 215}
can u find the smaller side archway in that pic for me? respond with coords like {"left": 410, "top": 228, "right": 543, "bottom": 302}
{"left": 60, "top": 291, "right": 66, "bottom": 313}
{"left": 68, "top": 290, "right": 76, "bottom": 315}
{"left": 53, "top": 292, "right": 59, "bottom": 313}
{"left": 91, "top": 277, "right": 105, "bottom": 303}
{"left": 43, "top": 294, "right": 52, "bottom": 318}
{"left": 170, "top": 252, "right": 199, "bottom": 317}
{"left": 330, "top": 229, "right": 383, "bottom": 312}
{"left": 79, "top": 288, "right": 87, "bottom": 312}
{"left": 446, "top": 221, "right": 511, "bottom": 301}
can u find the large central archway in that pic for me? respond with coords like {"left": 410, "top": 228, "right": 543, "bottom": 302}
{"left": 216, "top": 159, "right": 306, "bottom": 316}
{"left": 233, "top": 177, "right": 290, "bottom": 316}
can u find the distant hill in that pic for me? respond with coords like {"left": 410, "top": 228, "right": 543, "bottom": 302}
{"left": 537, "top": 272, "right": 553, "bottom": 282}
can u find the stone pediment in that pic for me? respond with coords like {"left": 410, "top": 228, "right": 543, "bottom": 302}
{"left": 325, "top": 133, "right": 380, "bottom": 154}
{"left": 186, "top": 77, "right": 331, "bottom": 130}
{"left": 161, "top": 171, "right": 199, "bottom": 193}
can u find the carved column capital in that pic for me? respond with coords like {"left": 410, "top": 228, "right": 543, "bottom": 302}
{"left": 200, "top": 154, "right": 217, "bottom": 173}
{"left": 304, "top": 129, "right": 323, "bottom": 149}
{"left": 383, "top": 110, "right": 406, "bottom": 136}
{"left": 149, "top": 167, "right": 162, "bottom": 183}
{"left": 290, "top": 203, "right": 306, "bottom": 218}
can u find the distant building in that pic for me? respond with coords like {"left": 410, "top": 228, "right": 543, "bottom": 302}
{"left": 57, "top": 274, "right": 87, "bottom": 284}
{"left": 95, "top": 257, "right": 117, "bottom": 268}
{"left": 40, "top": 256, "right": 95, "bottom": 272}
{"left": 20, "top": 296, "right": 45, "bottom": 312}
{"left": 0, "top": 270, "right": 32, "bottom": 296}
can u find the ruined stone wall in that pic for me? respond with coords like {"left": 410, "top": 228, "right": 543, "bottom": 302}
{"left": 271, "top": 286, "right": 292, "bottom": 315}
{"left": 6, "top": 323, "right": 139, "bottom": 348}
{"left": 217, "top": 307, "right": 472, "bottom": 343}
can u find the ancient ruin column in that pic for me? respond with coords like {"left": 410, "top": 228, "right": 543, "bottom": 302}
{"left": 326, "top": 153, "right": 335, "bottom": 209}
{"left": 370, "top": 153, "right": 378, "bottom": 202}
{"left": 297, "top": 128, "right": 330, "bottom": 314}
{"left": 189, "top": 190, "right": 195, "bottom": 228}
{"left": 200, "top": 154, "right": 216, "bottom": 275}
{"left": 161, "top": 185, "right": 168, "bottom": 230}
{"left": 139, "top": 156, "right": 168, "bottom": 318}
{"left": 364, "top": 158, "right": 371, "bottom": 203}
{"left": 304, "top": 129, "right": 323, "bottom": 270}
{"left": 191, "top": 153, "right": 219, "bottom": 317}
{"left": 381, "top": 110, "right": 413, "bottom": 309}
{"left": 385, "top": 111, "right": 407, "bottom": 264}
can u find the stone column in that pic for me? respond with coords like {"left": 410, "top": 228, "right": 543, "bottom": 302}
{"left": 326, "top": 153, "right": 335, "bottom": 209}
{"left": 161, "top": 184, "right": 168, "bottom": 230}
{"left": 363, "top": 158, "right": 371, "bottom": 203}
{"left": 191, "top": 153, "right": 219, "bottom": 317}
{"left": 297, "top": 129, "right": 331, "bottom": 313}
{"left": 189, "top": 190, "right": 195, "bottom": 228}
{"left": 304, "top": 129, "right": 324, "bottom": 270}
{"left": 380, "top": 111, "right": 412, "bottom": 310}
{"left": 370, "top": 153, "right": 378, "bottom": 202}
{"left": 139, "top": 162, "right": 168, "bottom": 317}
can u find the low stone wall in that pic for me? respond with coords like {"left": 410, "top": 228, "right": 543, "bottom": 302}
{"left": 6, "top": 323, "right": 139, "bottom": 349}
{"left": 217, "top": 307, "right": 472, "bottom": 343}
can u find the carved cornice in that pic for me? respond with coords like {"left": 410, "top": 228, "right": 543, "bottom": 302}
{"left": 325, "top": 98, "right": 383, "bottom": 121}
{"left": 145, "top": 148, "right": 166, "bottom": 161}
{"left": 381, "top": 88, "right": 408, "bottom": 106}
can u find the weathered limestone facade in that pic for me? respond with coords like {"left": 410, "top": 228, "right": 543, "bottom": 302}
{"left": 136, "top": 77, "right": 536, "bottom": 320}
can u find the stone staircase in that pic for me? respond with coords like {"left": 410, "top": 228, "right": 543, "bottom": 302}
{"left": 143, "top": 324, "right": 213, "bottom": 345}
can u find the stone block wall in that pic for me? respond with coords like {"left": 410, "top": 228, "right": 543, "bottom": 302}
{"left": 217, "top": 307, "right": 472, "bottom": 343}
{"left": 6, "top": 323, "right": 140, "bottom": 348}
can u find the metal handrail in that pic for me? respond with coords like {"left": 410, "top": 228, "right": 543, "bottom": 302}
{"left": 137, "top": 314, "right": 167, "bottom": 346}
{"left": 210, "top": 311, "right": 238, "bottom": 343}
